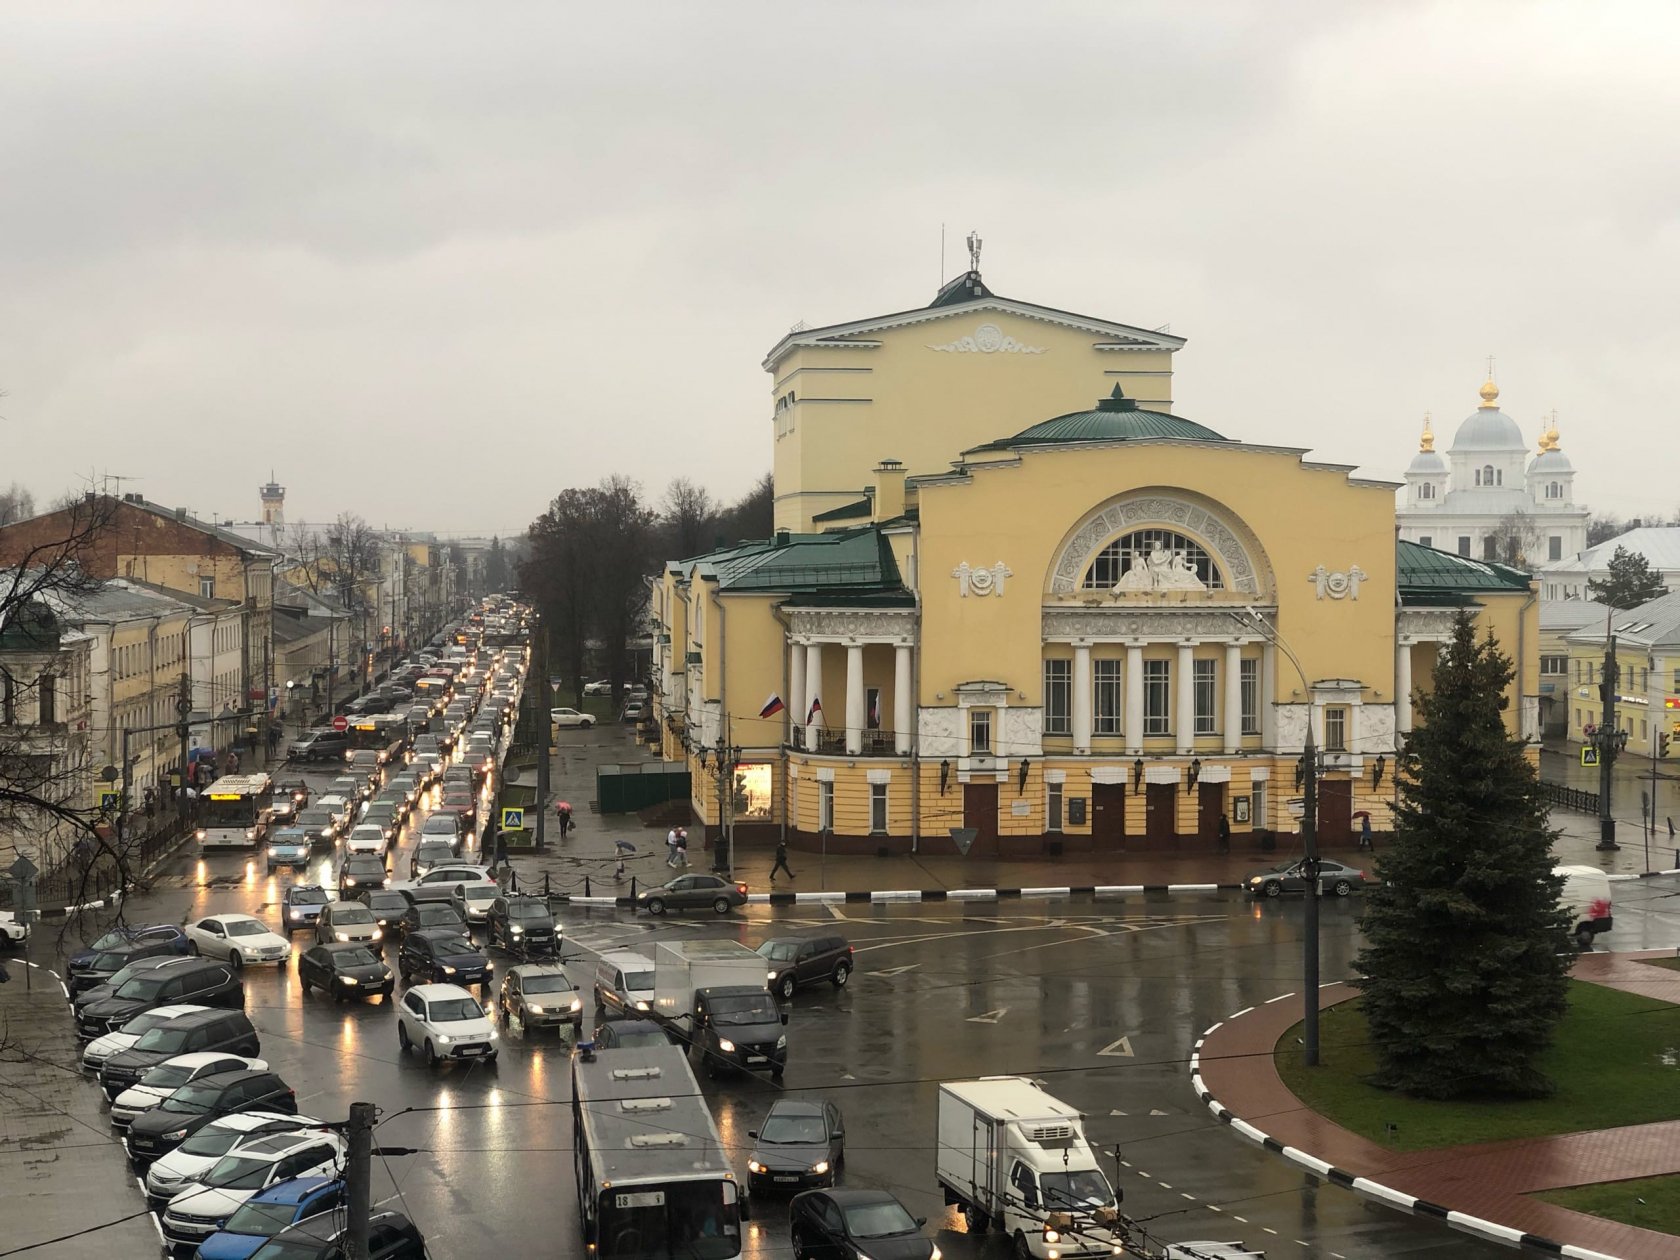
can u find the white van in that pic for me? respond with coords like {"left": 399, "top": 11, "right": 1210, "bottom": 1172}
{"left": 1556, "top": 865, "right": 1613, "bottom": 948}
{"left": 593, "top": 949, "right": 656, "bottom": 1017}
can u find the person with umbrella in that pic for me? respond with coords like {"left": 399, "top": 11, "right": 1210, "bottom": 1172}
{"left": 553, "top": 799, "right": 573, "bottom": 839}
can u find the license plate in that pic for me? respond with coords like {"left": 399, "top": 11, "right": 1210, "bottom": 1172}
{"left": 459, "top": 1046, "right": 484, "bottom": 1056}
{"left": 747, "top": 1055, "right": 767, "bottom": 1064}
{"left": 774, "top": 1175, "right": 799, "bottom": 1183}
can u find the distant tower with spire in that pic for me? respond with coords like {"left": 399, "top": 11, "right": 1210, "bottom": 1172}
{"left": 260, "top": 475, "right": 286, "bottom": 526}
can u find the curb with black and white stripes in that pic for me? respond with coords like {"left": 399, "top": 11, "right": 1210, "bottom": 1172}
{"left": 554, "top": 882, "right": 1242, "bottom": 908}
{"left": 1189, "top": 995, "right": 1625, "bottom": 1259}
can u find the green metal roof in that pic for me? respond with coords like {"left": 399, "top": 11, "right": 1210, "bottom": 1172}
{"left": 974, "top": 386, "right": 1227, "bottom": 452}
{"left": 1397, "top": 539, "right": 1533, "bottom": 604}
{"left": 811, "top": 497, "right": 873, "bottom": 523}
{"left": 683, "top": 527, "right": 906, "bottom": 598}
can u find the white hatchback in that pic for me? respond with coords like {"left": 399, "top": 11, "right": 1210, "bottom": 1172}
{"left": 397, "top": 982, "right": 498, "bottom": 1066}
{"left": 160, "top": 1129, "right": 346, "bottom": 1249}
{"left": 110, "top": 1052, "right": 266, "bottom": 1127}
{"left": 185, "top": 914, "right": 292, "bottom": 969}
{"left": 142, "top": 1111, "right": 317, "bottom": 1210}
{"left": 346, "top": 823, "right": 387, "bottom": 856}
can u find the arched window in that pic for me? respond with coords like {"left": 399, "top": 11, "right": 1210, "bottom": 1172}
{"left": 1547, "top": 481, "right": 1562, "bottom": 500}
{"left": 1420, "top": 482, "right": 1436, "bottom": 500}
{"left": 1083, "top": 529, "right": 1224, "bottom": 589}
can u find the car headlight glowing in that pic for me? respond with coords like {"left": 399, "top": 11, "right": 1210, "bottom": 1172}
{"left": 635, "top": 1000, "right": 649, "bottom": 1011}
{"left": 340, "top": 976, "right": 359, "bottom": 985}
{"left": 811, "top": 1160, "right": 829, "bottom": 1175}
{"left": 768, "top": 971, "right": 777, "bottom": 981}
{"left": 748, "top": 1159, "right": 766, "bottom": 1173}
{"left": 336, "top": 931, "right": 350, "bottom": 942}
{"left": 1045, "top": 1229, "right": 1060, "bottom": 1243}
{"left": 442, "top": 965, "right": 456, "bottom": 975}
{"left": 509, "top": 925, "right": 522, "bottom": 935}
{"left": 289, "top": 909, "right": 302, "bottom": 920}
{"left": 527, "top": 1004, "right": 544, "bottom": 1014}
{"left": 434, "top": 1033, "right": 451, "bottom": 1044}
{"left": 717, "top": 1038, "right": 736, "bottom": 1052}
{"left": 371, "top": 928, "right": 382, "bottom": 940}
{"left": 569, "top": 997, "right": 581, "bottom": 1011}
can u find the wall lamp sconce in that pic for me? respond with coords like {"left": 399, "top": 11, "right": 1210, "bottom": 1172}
{"left": 1018, "top": 758, "right": 1030, "bottom": 795}
{"left": 1372, "top": 754, "right": 1386, "bottom": 789}
{"left": 1188, "top": 758, "right": 1201, "bottom": 789}
{"left": 939, "top": 759, "right": 951, "bottom": 795}
{"left": 1132, "top": 758, "right": 1144, "bottom": 791}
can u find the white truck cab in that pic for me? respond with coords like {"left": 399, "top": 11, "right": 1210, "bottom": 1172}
{"left": 1556, "top": 864, "right": 1613, "bottom": 948}
{"left": 937, "top": 1076, "right": 1124, "bottom": 1259}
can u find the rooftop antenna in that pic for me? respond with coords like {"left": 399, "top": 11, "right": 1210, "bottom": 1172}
{"left": 967, "top": 229, "right": 983, "bottom": 273}
{"left": 100, "top": 472, "right": 140, "bottom": 498}
{"left": 1485, "top": 353, "right": 1496, "bottom": 381}
{"left": 940, "top": 222, "right": 946, "bottom": 286}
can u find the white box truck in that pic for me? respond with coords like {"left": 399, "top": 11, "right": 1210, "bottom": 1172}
{"left": 650, "top": 939, "right": 772, "bottom": 1031}
{"left": 937, "top": 1076, "right": 1125, "bottom": 1259}
{"left": 1556, "top": 864, "right": 1613, "bottom": 948}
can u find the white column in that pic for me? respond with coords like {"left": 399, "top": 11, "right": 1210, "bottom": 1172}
{"left": 1396, "top": 640, "right": 1414, "bottom": 734}
{"left": 1261, "top": 640, "right": 1277, "bottom": 748}
{"left": 1223, "top": 642, "right": 1243, "bottom": 754}
{"left": 804, "top": 642, "right": 824, "bottom": 748}
{"left": 1176, "top": 643, "right": 1196, "bottom": 755}
{"left": 1125, "top": 644, "right": 1144, "bottom": 754}
{"left": 1072, "top": 643, "right": 1093, "bottom": 754}
{"left": 893, "top": 644, "right": 912, "bottom": 755}
{"left": 789, "top": 641, "right": 806, "bottom": 746}
{"left": 845, "top": 643, "right": 865, "bottom": 755}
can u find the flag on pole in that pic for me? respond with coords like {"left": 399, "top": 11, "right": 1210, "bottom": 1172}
{"left": 867, "top": 691, "right": 880, "bottom": 729}
{"left": 759, "top": 693, "right": 785, "bottom": 719}
{"left": 807, "top": 696, "right": 823, "bottom": 724}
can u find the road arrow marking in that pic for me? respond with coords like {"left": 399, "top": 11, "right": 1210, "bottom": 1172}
{"left": 1110, "top": 1109, "right": 1127, "bottom": 1116}
{"left": 873, "top": 965, "right": 920, "bottom": 978}
{"left": 1149, "top": 1109, "right": 1170, "bottom": 1116}
{"left": 967, "top": 1009, "right": 1008, "bottom": 1024}
{"left": 1097, "top": 1035, "right": 1135, "bottom": 1057}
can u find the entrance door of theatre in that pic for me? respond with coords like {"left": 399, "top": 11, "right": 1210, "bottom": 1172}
{"left": 1197, "top": 782, "right": 1226, "bottom": 842}
{"left": 1318, "top": 778, "right": 1352, "bottom": 844}
{"left": 1145, "top": 783, "right": 1176, "bottom": 842}
{"left": 1092, "top": 782, "right": 1126, "bottom": 847}
{"left": 963, "top": 781, "right": 999, "bottom": 855}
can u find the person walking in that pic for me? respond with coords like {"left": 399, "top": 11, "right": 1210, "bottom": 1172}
{"left": 666, "top": 827, "right": 680, "bottom": 868}
{"left": 1359, "top": 813, "right": 1373, "bottom": 851}
{"left": 675, "top": 828, "right": 689, "bottom": 867}
{"left": 770, "top": 837, "right": 795, "bottom": 882}
{"left": 1216, "top": 812, "right": 1231, "bottom": 855}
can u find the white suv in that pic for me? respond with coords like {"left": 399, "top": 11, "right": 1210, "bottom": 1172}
{"left": 346, "top": 823, "right": 388, "bottom": 856}
{"left": 397, "top": 982, "right": 498, "bottom": 1066}
{"left": 142, "top": 1111, "right": 317, "bottom": 1212}
{"left": 159, "top": 1129, "right": 345, "bottom": 1249}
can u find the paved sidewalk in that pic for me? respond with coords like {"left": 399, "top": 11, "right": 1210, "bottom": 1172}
{"left": 1195, "top": 954, "right": 1680, "bottom": 1260}
{"left": 510, "top": 732, "right": 1680, "bottom": 897}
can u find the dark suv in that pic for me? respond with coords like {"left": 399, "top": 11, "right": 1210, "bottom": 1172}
{"left": 124, "top": 1069, "right": 297, "bottom": 1165}
{"left": 485, "top": 895, "right": 557, "bottom": 956}
{"left": 287, "top": 730, "right": 349, "bottom": 763}
{"left": 75, "top": 956, "right": 245, "bottom": 1041}
{"left": 67, "top": 924, "right": 191, "bottom": 995}
{"left": 758, "top": 934, "right": 854, "bottom": 1000}
{"left": 98, "top": 1008, "right": 260, "bottom": 1097}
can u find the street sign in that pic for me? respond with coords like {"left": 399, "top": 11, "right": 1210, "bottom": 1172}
{"left": 99, "top": 764, "right": 119, "bottom": 783}
{"left": 99, "top": 790, "right": 122, "bottom": 812}
{"left": 501, "top": 807, "right": 526, "bottom": 831}
{"left": 1286, "top": 796, "right": 1306, "bottom": 818}
{"left": 1580, "top": 745, "right": 1600, "bottom": 767}
{"left": 332, "top": 715, "right": 349, "bottom": 732}
{"left": 949, "top": 827, "right": 977, "bottom": 857}
{"left": 8, "top": 854, "right": 39, "bottom": 883}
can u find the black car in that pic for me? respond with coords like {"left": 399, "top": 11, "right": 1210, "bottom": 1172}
{"left": 693, "top": 985, "right": 787, "bottom": 1079}
{"left": 395, "top": 900, "right": 467, "bottom": 942}
{"left": 759, "top": 934, "right": 854, "bottom": 1000}
{"left": 359, "top": 889, "right": 411, "bottom": 935}
{"left": 748, "top": 1099, "right": 845, "bottom": 1193}
{"left": 295, "top": 808, "right": 341, "bottom": 850}
{"left": 788, "top": 1189, "right": 935, "bottom": 1260}
{"left": 337, "top": 854, "right": 388, "bottom": 893}
{"left": 66, "top": 924, "right": 192, "bottom": 995}
{"left": 249, "top": 1209, "right": 424, "bottom": 1259}
{"left": 125, "top": 1069, "right": 297, "bottom": 1165}
{"left": 71, "top": 953, "right": 183, "bottom": 1016}
{"left": 593, "top": 1019, "right": 673, "bottom": 1051}
{"left": 286, "top": 730, "right": 349, "bottom": 763}
{"left": 297, "top": 943, "right": 394, "bottom": 1001}
{"left": 397, "top": 930, "right": 492, "bottom": 988}
{"left": 75, "top": 957, "right": 244, "bottom": 1041}
{"left": 485, "top": 895, "right": 558, "bottom": 955}
{"left": 99, "top": 1009, "right": 260, "bottom": 1097}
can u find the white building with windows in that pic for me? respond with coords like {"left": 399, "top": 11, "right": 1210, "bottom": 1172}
{"left": 1397, "top": 378, "right": 1589, "bottom": 566}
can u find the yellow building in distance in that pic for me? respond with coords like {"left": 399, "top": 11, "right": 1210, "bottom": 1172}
{"left": 654, "top": 268, "right": 1540, "bottom": 858}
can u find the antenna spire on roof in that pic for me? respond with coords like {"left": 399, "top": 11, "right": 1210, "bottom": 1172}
{"left": 966, "top": 230, "right": 982, "bottom": 273}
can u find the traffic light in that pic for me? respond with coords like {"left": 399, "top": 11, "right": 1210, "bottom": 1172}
{"left": 1662, "top": 731, "right": 1673, "bottom": 759}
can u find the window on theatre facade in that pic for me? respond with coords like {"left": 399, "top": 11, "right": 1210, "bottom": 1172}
{"left": 1193, "top": 659, "right": 1216, "bottom": 734}
{"left": 1042, "top": 659, "right": 1071, "bottom": 735}
{"left": 1093, "top": 660, "right": 1122, "bottom": 735}
{"left": 1143, "top": 660, "right": 1171, "bottom": 735}
{"left": 1082, "top": 530, "right": 1223, "bottom": 589}
{"left": 1240, "top": 657, "right": 1260, "bottom": 734}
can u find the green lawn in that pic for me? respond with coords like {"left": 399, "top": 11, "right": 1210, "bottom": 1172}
{"left": 1535, "top": 1174, "right": 1680, "bottom": 1236}
{"left": 1274, "top": 981, "right": 1680, "bottom": 1151}
{"left": 1638, "top": 955, "right": 1680, "bottom": 973}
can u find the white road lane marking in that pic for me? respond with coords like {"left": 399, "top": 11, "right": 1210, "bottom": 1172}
{"left": 1097, "top": 1035, "right": 1134, "bottom": 1057}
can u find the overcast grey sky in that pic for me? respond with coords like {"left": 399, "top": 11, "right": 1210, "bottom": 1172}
{"left": 3, "top": 2, "right": 1676, "bottom": 536}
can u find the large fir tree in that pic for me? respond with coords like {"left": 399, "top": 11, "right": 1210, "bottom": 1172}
{"left": 1353, "top": 611, "right": 1574, "bottom": 1099}
{"left": 1586, "top": 544, "right": 1669, "bottom": 610}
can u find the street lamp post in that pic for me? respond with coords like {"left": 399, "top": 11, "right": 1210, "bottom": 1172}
{"left": 1595, "top": 634, "right": 1621, "bottom": 851}
{"left": 1236, "top": 610, "right": 1323, "bottom": 1067}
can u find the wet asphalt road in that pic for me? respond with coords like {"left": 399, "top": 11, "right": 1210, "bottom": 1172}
{"left": 7, "top": 753, "right": 1680, "bottom": 1260}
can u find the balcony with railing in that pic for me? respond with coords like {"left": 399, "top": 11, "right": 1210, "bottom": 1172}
{"left": 789, "top": 726, "right": 906, "bottom": 758}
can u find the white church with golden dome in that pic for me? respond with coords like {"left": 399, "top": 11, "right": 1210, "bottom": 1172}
{"left": 1396, "top": 377, "right": 1588, "bottom": 566}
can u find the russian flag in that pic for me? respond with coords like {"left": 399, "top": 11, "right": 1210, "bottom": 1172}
{"left": 759, "top": 693, "right": 785, "bottom": 719}
{"left": 807, "top": 696, "right": 823, "bottom": 724}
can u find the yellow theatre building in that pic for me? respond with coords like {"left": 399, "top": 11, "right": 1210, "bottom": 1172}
{"left": 651, "top": 266, "right": 1540, "bottom": 858}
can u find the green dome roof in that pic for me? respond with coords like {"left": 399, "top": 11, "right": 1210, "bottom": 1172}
{"left": 1000, "top": 387, "right": 1228, "bottom": 448}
